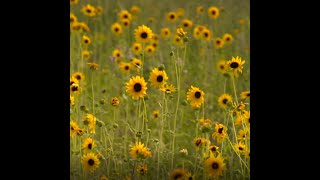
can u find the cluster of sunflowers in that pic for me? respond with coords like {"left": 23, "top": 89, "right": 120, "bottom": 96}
{"left": 70, "top": 0, "right": 249, "bottom": 179}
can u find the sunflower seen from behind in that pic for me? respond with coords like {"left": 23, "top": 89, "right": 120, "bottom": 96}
{"left": 81, "top": 152, "right": 100, "bottom": 173}
{"left": 134, "top": 25, "right": 153, "bottom": 43}
{"left": 126, "top": 76, "right": 147, "bottom": 100}
{"left": 149, "top": 68, "right": 168, "bottom": 88}
{"left": 204, "top": 153, "right": 226, "bottom": 177}
{"left": 186, "top": 86, "right": 205, "bottom": 109}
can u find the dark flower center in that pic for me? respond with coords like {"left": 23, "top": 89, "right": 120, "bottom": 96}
{"left": 184, "top": 23, "right": 188, "bottom": 27}
{"left": 220, "top": 65, "right": 225, "bottom": 70}
{"left": 226, "top": 37, "right": 230, "bottom": 41}
{"left": 86, "top": 9, "right": 91, "bottom": 13}
{"left": 70, "top": 81, "right": 75, "bottom": 86}
{"left": 88, "top": 143, "right": 92, "bottom": 149}
{"left": 211, "top": 146, "right": 216, "bottom": 151}
{"left": 174, "top": 173, "right": 183, "bottom": 179}
{"left": 157, "top": 75, "right": 163, "bottom": 82}
{"left": 211, "top": 10, "right": 216, "bottom": 15}
{"left": 195, "top": 91, "right": 201, "bottom": 98}
{"left": 135, "top": 46, "right": 139, "bottom": 50}
{"left": 124, "top": 22, "right": 128, "bottom": 26}
{"left": 217, "top": 40, "right": 221, "bottom": 44}
{"left": 247, "top": 93, "right": 250, "bottom": 97}
{"left": 76, "top": 75, "right": 81, "bottom": 80}
{"left": 189, "top": 177, "right": 193, "bottom": 180}
{"left": 148, "top": 48, "right": 152, "bottom": 52}
{"left": 134, "top": 83, "right": 142, "bottom": 92}
{"left": 230, "top": 62, "right": 239, "bottom": 68}
{"left": 123, "top": 14, "right": 128, "bottom": 18}
{"left": 88, "top": 159, "right": 95, "bottom": 166}
{"left": 176, "top": 38, "right": 180, "bottom": 42}
{"left": 195, "top": 139, "right": 201, "bottom": 146}
{"left": 116, "top": 53, "right": 120, "bottom": 57}
{"left": 141, "top": 32, "right": 148, "bottom": 38}
{"left": 115, "top": 27, "right": 119, "bottom": 32}
{"left": 165, "top": 31, "right": 168, "bottom": 35}
{"left": 84, "top": 40, "right": 88, "bottom": 43}
{"left": 152, "top": 43, "right": 157, "bottom": 47}
{"left": 212, "top": 162, "right": 219, "bottom": 169}
{"left": 222, "top": 98, "right": 228, "bottom": 104}
{"left": 72, "top": 86, "right": 78, "bottom": 91}
{"left": 218, "top": 127, "right": 224, "bottom": 134}
{"left": 170, "top": 14, "right": 175, "bottom": 19}
{"left": 204, "top": 32, "right": 208, "bottom": 37}
{"left": 239, "top": 147, "right": 243, "bottom": 151}
{"left": 71, "top": 127, "right": 74, "bottom": 130}
{"left": 125, "top": 65, "right": 129, "bottom": 70}
{"left": 154, "top": 114, "right": 158, "bottom": 118}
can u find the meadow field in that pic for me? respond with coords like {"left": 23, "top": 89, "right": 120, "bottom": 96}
{"left": 70, "top": 0, "right": 250, "bottom": 179}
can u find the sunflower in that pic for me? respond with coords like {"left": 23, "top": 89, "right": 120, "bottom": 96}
{"left": 121, "top": 19, "right": 131, "bottom": 27}
{"left": 70, "top": 95, "right": 75, "bottom": 106}
{"left": 176, "top": 8, "right": 185, "bottom": 17}
{"left": 204, "top": 153, "right": 226, "bottom": 177}
{"left": 237, "top": 129, "right": 250, "bottom": 141}
{"left": 111, "top": 97, "right": 120, "bottom": 106}
{"left": 218, "top": 93, "right": 233, "bottom": 109}
{"left": 208, "top": 6, "right": 220, "bottom": 19}
{"left": 82, "top": 4, "right": 96, "bottom": 17}
{"left": 193, "top": 137, "right": 209, "bottom": 151}
{"left": 79, "top": 22, "right": 91, "bottom": 32}
{"left": 217, "top": 60, "right": 228, "bottom": 74}
{"left": 235, "top": 110, "right": 250, "bottom": 126}
{"left": 152, "top": 34, "right": 159, "bottom": 42}
{"left": 131, "top": 42, "right": 142, "bottom": 55}
{"left": 134, "top": 25, "right": 153, "bottom": 43}
{"left": 214, "top": 38, "right": 224, "bottom": 49}
{"left": 209, "top": 145, "right": 220, "bottom": 154}
{"left": 70, "top": 120, "right": 79, "bottom": 138}
{"left": 223, "top": 33, "right": 233, "bottom": 44}
{"left": 130, "top": 5, "right": 141, "bottom": 15}
{"left": 131, "top": 58, "right": 143, "bottom": 72}
{"left": 181, "top": 19, "right": 193, "bottom": 30}
{"left": 169, "top": 168, "right": 187, "bottom": 180}
{"left": 70, "top": 13, "right": 77, "bottom": 24}
{"left": 129, "top": 142, "right": 152, "bottom": 159}
{"left": 197, "top": 6, "right": 204, "bottom": 14}
{"left": 70, "top": 0, "right": 78, "bottom": 5}
{"left": 83, "top": 113, "right": 97, "bottom": 134}
{"left": 136, "top": 164, "right": 148, "bottom": 175}
{"left": 119, "top": 10, "right": 132, "bottom": 21}
{"left": 111, "top": 22, "right": 122, "bottom": 36}
{"left": 119, "top": 62, "right": 132, "bottom": 74}
{"left": 185, "top": 172, "right": 195, "bottom": 180}
{"left": 81, "top": 152, "right": 100, "bottom": 173}
{"left": 173, "top": 35, "right": 183, "bottom": 47}
{"left": 87, "top": 62, "right": 99, "bottom": 70}
{"left": 82, "top": 35, "right": 91, "bottom": 46}
{"left": 226, "top": 56, "right": 245, "bottom": 75}
{"left": 82, "top": 50, "right": 91, "bottom": 60}
{"left": 160, "top": 84, "right": 176, "bottom": 94}
{"left": 126, "top": 76, "right": 147, "bottom": 100}
{"left": 186, "top": 86, "right": 205, "bottom": 109}
{"left": 212, "top": 123, "right": 227, "bottom": 144}
{"left": 100, "top": 175, "right": 108, "bottom": 180}
{"left": 72, "top": 72, "right": 85, "bottom": 81}
{"left": 150, "top": 41, "right": 159, "bottom": 50}
{"left": 149, "top": 68, "right": 168, "bottom": 88}
{"left": 76, "top": 128, "right": 85, "bottom": 136}
{"left": 70, "top": 83, "right": 80, "bottom": 95}
{"left": 112, "top": 49, "right": 123, "bottom": 61}
{"left": 201, "top": 28, "right": 211, "bottom": 41}
{"left": 193, "top": 25, "right": 206, "bottom": 40}
{"left": 144, "top": 45, "right": 155, "bottom": 56}
{"left": 199, "top": 118, "right": 212, "bottom": 133}
{"left": 152, "top": 110, "right": 160, "bottom": 119}
{"left": 176, "top": 28, "right": 187, "bottom": 38}
{"left": 96, "top": 6, "right": 103, "bottom": 15}
{"left": 166, "top": 12, "right": 177, "bottom": 23}
{"left": 148, "top": 17, "right": 155, "bottom": 24}
{"left": 233, "top": 29, "right": 240, "bottom": 35}
{"left": 235, "top": 141, "right": 246, "bottom": 154}
{"left": 161, "top": 28, "right": 171, "bottom": 40}
{"left": 70, "top": 77, "right": 78, "bottom": 86}
{"left": 82, "top": 137, "right": 96, "bottom": 154}
{"left": 70, "top": 21, "right": 82, "bottom": 32}
{"left": 240, "top": 91, "right": 250, "bottom": 100}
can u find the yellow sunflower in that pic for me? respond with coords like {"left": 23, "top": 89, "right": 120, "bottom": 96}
{"left": 208, "top": 6, "right": 220, "bottom": 19}
{"left": 95, "top": 6, "right": 103, "bottom": 15}
{"left": 112, "top": 49, "right": 123, "bottom": 61}
{"left": 111, "top": 22, "right": 122, "bottom": 36}
{"left": 235, "top": 141, "right": 246, "bottom": 154}
{"left": 166, "top": 12, "right": 177, "bottom": 23}
{"left": 119, "top": 10, "right": 132, "bottom": 21}
{"left": 218, "top": 93, "right": 233, "bottom": 109}
{"left": 235, "top": 110, "right": 250, "bottom": 126}
{"left": 70, "top": 0, "right": 78, "bottom": 6}
{"left": 217, "top": 60, "right": 228, "bottom": 74}
{"left": 212, "top": 123, "right": 227, "bottom": 144}
{"left": 204, "top": 153, "right": 226, "bottom": 177}
{"left": 83, "top": 114, "right": 97, "bottom": 134}
{"left": 82, "top": 35, "right": 91, "bottom": 46}
{"left": 131, "top": 42, "right": 142, "bottom": 55}
{"left": 226, "top": 56, "right": 245, "bottom": 75}
{"left": 186, "top": 86, "right": 205, "bottom": 109}
{"left": 70, "top": 83, "right": 80, "bottom": 95}
{"left": 214, "top": 37, "right": 224, "bottom": 49}
{"left": 130, "top": 58, "right": 143, "bottom": 72}
{"left": 152, "top": 110, "right": 160, "bottom": 119}
{"left": 193, "top": 25, "right": 206, "bottom": 40}
{"left": 119, "top": 62, "right": 132, "bottom": 74}
{"left": 197, "top": 6, "right": 204, "bottom": 14}
{"left": 82, "top": 4, "right": 96, "bottom": 17}
{"left": 70, "top": 95, "right": 75, "bottom": 106}
{"left": 82, "top": 50, "right": 91, "bottom": 60}
{"left": 169, "top": 168, "right": 187, "bottom": 180}
{"left": 160, "top": 84, "right": 176, "bottom": 94}
{"left": 81, "top": 152, "right": 100, "bottom": 173}
{"left": 129, "top": 142, "right": 152, "bottom": 159}
{"left": 70, "top": 120, "right": 79, "bottom": 138}
{"left": 181, "top": 19, "right": 193, "bottom": 30}
{"left": 240, "top": 90, "right": 250, "bottom": 100}
{"left": 82, "top": 137, "right": 96, "bottom": 154}
{"left": 209, "top": 145, "right": 220, "bottom": 154}
{"left": 134, "top": 25, "right": 153, "bottom": 43}
{"left": 70, "top": 77, "right": 78, "bottom": 86}
{"left": 176, "top": 8, "right": 185, "bottom": 17}
{"left": 70, "top": 13, "right": 77, "bottom": 24}
{"left": 161, "top": 28, "right": 171, "bottom": 40}
{"left": 201, "top": 28, "right": 211, "bottom": 41}
{"left": 136, "top": 164, "right": 148, "bottom": 175}
{"left": 130, "top": 5, "right": 141, "bottom": 15}
{"left": 87, "top": 62, "right": 99, "bottom": 70}
{"left": 237, "top": 129, "right": 250, "bottom": 141}
{"left": 126, "top": 76, "right": 147, "bottom": 100}
{"left": 72, "top": 72, "right": 85, "bottom": 81}
{"left": 121, "top": 19, "right": 131, "bottom": 27}
{"left": 144, "top": 45, "right": 155, "bottom": 56}
{"left": 172, "top": 35, "right": 183, "bottom": 47}
{"left": 111, "top": 97, "right": 120, "bottom": 106}
{"left": 149, "top": 68, "right": 168, "bottom": 88}
{"left": 100, "top": 175, "right": 108, "bottom": 180}
{"left": 193, "top": 137, "right": 209, "bottom": 151}
{"left": 79, "top": 22, "right": 90, "bottom": 32}
{"left": 223, "top": 33, "right": 233, "bottom": 44}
